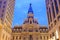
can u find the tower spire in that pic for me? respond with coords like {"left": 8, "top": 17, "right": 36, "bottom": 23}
{"left": 27, "top": 3, "right": 34, "bottom": 18}
{"left": 28, "top": 3, "right": 33, "bottom": 13}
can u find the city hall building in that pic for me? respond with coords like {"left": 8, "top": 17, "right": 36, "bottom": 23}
{"left": 12, "top": 4, "right": 49, "bottom": 40}
{"left": 0, "top": 0, "right": 60, "bottom": 40}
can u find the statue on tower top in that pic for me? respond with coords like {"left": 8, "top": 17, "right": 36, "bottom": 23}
{"left": 28, "top": 3, "right": 33, "bottom": 13}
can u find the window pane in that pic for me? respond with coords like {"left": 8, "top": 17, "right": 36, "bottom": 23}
{"left": 51, "top": 3, "right": 55, "bottom": 18}
{"left": 59, "top": 0, "right": 60, "bottom": 5}
{"left": 0, "top": 1, "right": 2, "bottom": 4}
{"left": 54, "top": 0, "right": 59, "bottom": 14}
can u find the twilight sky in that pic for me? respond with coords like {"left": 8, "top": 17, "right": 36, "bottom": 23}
{"left": 12, "top": 0, "right": 48, "bottom": 27}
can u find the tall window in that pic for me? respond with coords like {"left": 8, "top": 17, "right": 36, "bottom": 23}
{"left": 51, "top": 2, "right": 55, "bottom": 18}
{"left": 52, "top": 32, "right": 55, "bottom": 36}
{"left": 16, "top": 36, "right": 18, "bottom": 40}
{"left": 47, "top": 0, "right": 49, "bottom": 5}
{"left": 49, "top": 26, "right": 50, "bottom": 30}
{"left": 29, "top": 35, "right": 33, "bottom": 40}
{"left": 23, "top": 37, "right": 26, "bottom": 40}
{"left": 59, "top": 0, "right": 60, "bottom": 5}
{"left": 19, "top": 36, "right": 21, "bottom": 39}
{"left": 54, "top": 20, "right": 56, "bottom": 25}
{"left": 3, "top": 34, "right": 4, "bottom": 40}
{"left": 54, "top": 0, "right": 59, "bottom": 14}
{"left": 4, "top": 1, "right": 6, "bottom": 4}
{"left": 51, "top": 24, "right": 53, "bottom": 28}
{"left": 1, "top": 13, "right": 3, "bottom": 17}
{"left": 13, "top": 36, "right": 14, "bottom": 40}
{"left": 30, "top": 21, "right": 32, "bottom": 24}
{"left": 49, "top": 8, "right": 52, "bottom": 22}
{"left": 50, "top": 34, "right": 52, "bottom": 38}
{"left": 3, "top": 6, "right": 5, "bottom": 8}
{"left": 44, "top": 36, "right": 45, "bottom": 39}
{"left": 0, "top": 1, "right": 2, "bottom": 4}
{"left": 2, "top": 10, "right": 4, "bottom": 12}
{"left": 40, "top": 36, "right": 42, "bottom": 40}
{"left": 47, "top": 11, "right": 50, "bottom": 24}
{"left": 47, "top": 36, "right": 48, "bottom": 40}
{"left": 0, "top": 1, "right": 2, "bottom": 8}
{"left": 58, "top": 16, "right": 60, "bottom": 21}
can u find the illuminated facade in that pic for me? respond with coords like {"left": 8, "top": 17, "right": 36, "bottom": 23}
{"left": 46, "top": 0, "right": 60, "bottom": 40}
{"left": 12, "top": 4, "right": 49, "bottom": 40}
{"left": 0, "top": 0, "right": 15, "bottom": 40}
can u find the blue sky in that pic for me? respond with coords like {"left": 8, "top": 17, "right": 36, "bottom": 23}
{"left": 12, "top": 0, "right": 48, "bottom": 27}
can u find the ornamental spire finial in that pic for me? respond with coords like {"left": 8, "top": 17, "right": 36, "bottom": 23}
{"left": 28, "top": 3, "right": 33, "bottom": 13}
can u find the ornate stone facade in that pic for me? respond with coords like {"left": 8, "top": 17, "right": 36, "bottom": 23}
{"left": 0, "top": 0, "right": 60, "bottom": 40}
{"left": 12, "top": 4, "right": 49, "bottom": 40}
